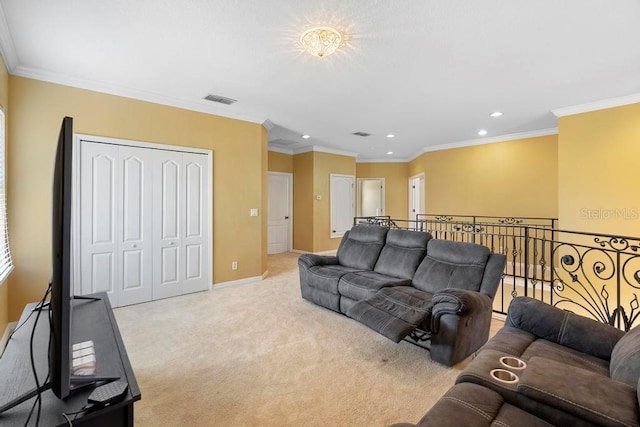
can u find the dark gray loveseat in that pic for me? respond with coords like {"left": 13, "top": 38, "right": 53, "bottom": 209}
{"left": 298, "top": 225, "right": 506, "bottom": 366}
{"left": 398, "top": 296, "right": 640, "bottom": 426}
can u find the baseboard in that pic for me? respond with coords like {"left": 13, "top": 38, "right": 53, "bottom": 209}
{"left": 0, "top": 321, "right": 17, "bottom": 358}
{"left": 491, "top": 312, "right": 507, "bottom": 323}
{"left": 292, "top": 249, "right": 337, "bottom": 256}
{"left": 213, "top": 275, "right": 263, "bottom": 290}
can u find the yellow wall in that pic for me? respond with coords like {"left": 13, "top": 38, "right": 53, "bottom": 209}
{"left": 7, "top": 76, "right": 267, "bottom": 320}
{"left": 356, "top": 162, "right": 409, "bottom": 220}
{"left": 0, "top": 56, "right": 8, "bottom": 333}
{"left": 313, "top": 152, "right": 356, "bottom": 252}
{"left": 409, "top": 135, "right": 559, "bottom": 218}
{"left": 558, "top": 103, "right": 640, "bottom": 236}
{"left": 268, "top": 151, "right": 293, "bottom": 173}
{"left": 293, "top": 152, "right": 314, "bottom": 252}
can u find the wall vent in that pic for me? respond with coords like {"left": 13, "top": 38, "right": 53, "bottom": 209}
{"left": 203, "top": 94, "right": 237, "bottom": 105}
{"left": 352, "top": 131, "right": 371, "bottom": 137}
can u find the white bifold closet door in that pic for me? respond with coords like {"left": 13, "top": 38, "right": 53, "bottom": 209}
{"left": 78, "top": 140, "right": 210, "bottom": 307}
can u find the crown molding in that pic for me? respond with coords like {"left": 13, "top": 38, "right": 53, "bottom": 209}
{"left": 0, "top": 3, "right": 18, "bottom": 72}
{"left": 262, "top": 119, "right": 274, "bottom": 130}
{"left": 293, "top": 145, "right": 358, "bottom": 158}
{"left": 10, "top": 64, "right": 267, "bottom": 125}
{"left": 356, "top": 157, "right": 412, "bottom": 164}
{"left": 419, "top": 128, "right": 558, "bottom": 155}
{"left": 552, "top": 93, "right": 640, "bottom": 117}
{"left": 267, "top": 145, "right": 294, "bottom": 155}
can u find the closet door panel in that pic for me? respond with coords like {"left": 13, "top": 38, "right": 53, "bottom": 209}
{"left": 153, "top": 151, "right": 183, "bottom": 300}
{"left": 80, "top": 142, "right": 119, "bottom": 306}
{"left": 182, "top": 153, "right": 209, "bottom": 293}
{"left": 118, "top": 146, "right": 154, "bottom": 306}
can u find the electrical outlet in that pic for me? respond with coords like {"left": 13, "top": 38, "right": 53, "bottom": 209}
{"left": 231, "top": 261, "right": 238, "bottom": 270}
{"left": 250, "top": 208, "right": 258, "bottom": 217}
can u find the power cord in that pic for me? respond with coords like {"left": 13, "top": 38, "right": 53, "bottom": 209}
{"left": 23, "top": 284, "right": 52, "bottom": 427}
{"left": 7, "top": 286, "right": 51, "bottom": 342}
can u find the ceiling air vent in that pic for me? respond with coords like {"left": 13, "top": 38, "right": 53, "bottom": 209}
{"left": 352, "top": 131, "right": 371, "bottom": 137}
{"left": 203, "top": 94, "right": 237, "bottom": 105}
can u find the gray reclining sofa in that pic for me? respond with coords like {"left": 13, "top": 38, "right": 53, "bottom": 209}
{"left": 298, "top": 225, "right": 507, "bottom": 366}
{"left": 396, "top": 296, "right": 640, "bottom": 426}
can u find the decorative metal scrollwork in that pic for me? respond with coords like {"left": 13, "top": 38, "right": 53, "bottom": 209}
{"left": 499, "top": 217, "right": 524, "bottom": 225}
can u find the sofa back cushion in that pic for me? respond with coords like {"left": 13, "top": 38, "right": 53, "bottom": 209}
{"left": 611, "top": 324, "right": 640, "bottom": 386}
{"left": 412, "top": 239, "right": 490, "bottom": 293}
{"left": 336, "top": 225, "right": 388, "bottom": 270}
{"left": 373, "top": 229, "right": 431, "bottom": 279}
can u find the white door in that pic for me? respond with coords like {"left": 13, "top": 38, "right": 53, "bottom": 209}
{"left": 182, "top": 152, "right": 210, "bottom": 294}
{"left": 153, "top": 150, "right": 184, "bottom": 300}
{"left": 118, "top": 146, "right": 154, "bottom": 306}
{"left": 268, "top": 172, "right": 292, "bottom": 254}
{"left": 408, "top": 174, "right": 425, "bottom": 222}
{"left": 330, "top": 174, "right": 355, "bottom": 238}
{"left": 79, "top": 143, "right": 154, "bottom": 307}
{"left": 79, "top": 142, "right": 119, "bottom": 306}
{"left": 77, "top": 136, "right": 212, "bottom": 308}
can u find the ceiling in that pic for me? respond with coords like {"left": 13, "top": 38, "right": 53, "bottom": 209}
{"left": 1, "top": 0, "right": 639, "bottom": 161}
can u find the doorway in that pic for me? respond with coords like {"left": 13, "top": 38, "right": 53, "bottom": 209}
{"left": 356, "top": 178, "right": 385, "bottom": 217}
{"left": 408, "top": 173, "right": 425, "bottom": 225}
{"left": 267, "top": 172, "right": 292, "bottom": 254}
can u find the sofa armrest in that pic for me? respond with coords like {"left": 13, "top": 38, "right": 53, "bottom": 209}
{"left": 518, "top": 356, "right": 638, "bottom": 427}
{"left": 431, "top": 288, "right": 492, "bottom": 334}
{"left": 297, "top": 253, "right": 339, "bottom": 270}
{"left": 506, "top": 297, "right": 624, "bottom": 360}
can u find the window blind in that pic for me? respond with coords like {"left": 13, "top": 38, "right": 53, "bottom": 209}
{"left": 0, "top": 109, "right": 13, "bottom": 282}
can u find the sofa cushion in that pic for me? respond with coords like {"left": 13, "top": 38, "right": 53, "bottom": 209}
{"left": 412, "top": 240, "right": 490, "bottom": 293}
{"left": 611, "top": 324, "right": 640, "bottom": 386}
{"left": 306, "top": 265, "right": 364, "bottom": 294}
{"left": 336, "top": 225, "right": 388, "bottom": 270}
{"left": 347, "top": 286, "right": 434, "bottom": 342}
{"left": 481, "top": 326, "right": 610, "bottom": 375}
{"left": 338, "top": 271, "right": 410, "bottom": 301}
{"left": 373, "top": 229, "right": 430, "bottom": 279}
{"left": 406, "top": 382, "right": 553, "bottom": 427}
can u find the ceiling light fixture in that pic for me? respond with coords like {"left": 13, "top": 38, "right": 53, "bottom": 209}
{"left": 478, "top": 129, "right": 488, "bottom": 136}
{"left": 300, "top": 26, "right": 343, "bottom": 58}
{"left": 302, "top": 134, "right": 311, "bottom": 139}
{"left": 387, "top": 151, "right": 393, "bottom": 155}
{"left": 490, "top": 111, "right": 503, "bottom": 117}
{"left": 386, "top": 134, "right": 395, "bottom": 138}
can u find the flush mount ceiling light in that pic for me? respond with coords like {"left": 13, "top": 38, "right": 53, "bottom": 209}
{"left": 300, "top": 26, "right": 343, "bottom": 57}
{"left": 302, "top": 134, "right": 311, "bottom": 139}
{"left": 386, "top": 134, "right": 395, "bottom": 138}
{"left": 478, "top": 129, "right": 488, "bottom": 136}
{"left": 490, "top": 111, "right": 503, "bottom": 117}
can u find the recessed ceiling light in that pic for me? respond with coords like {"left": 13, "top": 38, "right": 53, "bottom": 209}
{"left": 387, "top": 151, "right": 393, "bottom": 155}
{"left": 386, "top": 134, "right": 395, "bottom": 138}
{"left": 302, "top": 134, "right": 311, "bottom": 139}
{"left": 490, "top": 112, "right": 503, "bottom": 117}
{"left": 478, "top": 129, "right": 488, "bottom": 136}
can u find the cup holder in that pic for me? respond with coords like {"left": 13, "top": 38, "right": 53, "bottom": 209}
{"left": 499, "top": 356, "right": 527, "bottom": 370}
{"left": 490, "top": 368, "right": 519, "bottom": 384}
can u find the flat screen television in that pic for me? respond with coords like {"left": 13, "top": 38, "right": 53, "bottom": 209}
{"left": 49, "top": 115, "right": 74, "bottom": 398}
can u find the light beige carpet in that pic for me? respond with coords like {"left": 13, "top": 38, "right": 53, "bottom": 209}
{"left": 114, "top": 253, "right": 502, "bottom": 426}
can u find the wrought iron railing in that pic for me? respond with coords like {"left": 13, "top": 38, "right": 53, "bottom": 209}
{"left": 354, "top": 214, "right": 640, "bottom": 331}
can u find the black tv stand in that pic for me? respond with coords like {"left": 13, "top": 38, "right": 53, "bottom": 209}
{"left": 0, "top": 293, "right": 140, "bottom": 426}
{"left": 31, "top": 294, "right": 101, "bottom": 312}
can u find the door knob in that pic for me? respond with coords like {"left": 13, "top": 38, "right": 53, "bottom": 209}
{"left": 132, "top": 244, "right": 137, "bottom": 248}
{"left": 170, "top": 242, "right": 175, "bottom": 245}
{"left": 285, "top": 216, "right": 289, "bottom": 219}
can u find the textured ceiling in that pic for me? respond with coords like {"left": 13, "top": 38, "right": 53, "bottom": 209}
{"left": 1, "top": 0, "right": 639, "bottom": 160}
